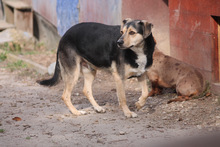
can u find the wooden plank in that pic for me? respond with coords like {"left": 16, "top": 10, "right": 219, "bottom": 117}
{"left": 3, "top": 2, "right": 14, "bottom": 24}
{"left": 14, "top": 9, "right": 33, "bottom": 34}
{"left": 0, "top": 20, "right": 14, "bottom": 30}
{"left": 2, "top": 0, "right": 33, "bottom": 34}
{"left": 3, "top": 0, "right": 31, "bottom": 9}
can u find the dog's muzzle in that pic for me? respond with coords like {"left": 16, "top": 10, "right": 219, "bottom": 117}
{"left": 117, "top": 39, "right": 124, "bottom": 48}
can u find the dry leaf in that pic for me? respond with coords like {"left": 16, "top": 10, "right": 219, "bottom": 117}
{"left": 12, "top": 117, "right": 22, "bottom": 121}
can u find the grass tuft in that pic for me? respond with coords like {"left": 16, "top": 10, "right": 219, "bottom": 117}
{"left": 7, "top": 60, "right": 27, "bottom": 71}
{"left": 0, "top": 52, "right": 7, "bottom": 62}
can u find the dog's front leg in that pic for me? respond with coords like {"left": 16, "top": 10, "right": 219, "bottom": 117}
{"left": 112, "top": 71, "right": 137, "bottom": 118}
{"left": 135, "top": 74, "right": 149, "bottom": 110}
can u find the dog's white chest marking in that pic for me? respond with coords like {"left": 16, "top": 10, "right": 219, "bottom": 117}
{"left": 135, "top": 53, "right": 147, "bottom": 76}
{"left": 125, "top": 52, "right": 147, "bottom": 78}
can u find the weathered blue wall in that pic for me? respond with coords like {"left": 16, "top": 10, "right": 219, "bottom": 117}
{"left": 56, "top": 0, "right": 79, "bottom": 36}
{"left": 32, "top": 0, "right": 121, "bottom": 36}
{"left": 32, "top": 0, "right": 79, "bottom": 36}
{"left": 79, "top": 0, "right": 121, "bottom": 25}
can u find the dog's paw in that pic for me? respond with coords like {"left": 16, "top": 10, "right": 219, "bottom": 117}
{"left": 125, "top": 111, "right": 138, "bottom": 118}
{"left": 94, "top": 106, "right": 106, "bottom": 113}
{"left": 135, "top": 101, "right": 144, "bottom": 110}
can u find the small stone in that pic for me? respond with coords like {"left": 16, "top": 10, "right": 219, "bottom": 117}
{"left": 162, "top": 117, "right": 168, "bottom": 120}
{"left": 119, "top": 131, "right": 126, "bottom": 135}
{"left": 197, "top": 125, "right": 202, "bottom": 129}
{"left": 146, "top": 125, "right": 152, "bottom": 128}
{"left": 48, "top": 62, "right": 56, "bottom": 75}
{"left": 11, "top": 103, "right": 17, "bottom": 107}
{"left": 192, "top": 103, "right": 197, "bottom": 107}
{"left": 178, "top": 118, "right": 183, "bottom": 121}
{"left": 97, "top": 138, "right": 105, "bottom": 144}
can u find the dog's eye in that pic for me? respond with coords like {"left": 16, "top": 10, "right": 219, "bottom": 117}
{"left": 120, "top": 31, "right": 124, "bottom": 34}
{"left": 129, "top": 31, "right": 135, "bottom": 35}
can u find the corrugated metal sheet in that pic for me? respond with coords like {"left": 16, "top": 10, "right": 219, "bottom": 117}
{"left": 32, "top": 0, "right": 122, "bottom": 36}
{"left": 32, "top": 0, "right": 57, "bottom": 26}
{"left": 56, "top": 0, "right": 79, "bottom": 36}
{"left": 79, "top": 0, "right": 121, "bottom": 25}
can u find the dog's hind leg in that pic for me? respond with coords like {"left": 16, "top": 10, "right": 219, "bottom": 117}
{"left": 60, "top": 58, "right": 86, "bottom": 116}
{"left": 82, "top": 66, "right": 106, "bottom": 113}
{"left": 135, "top": 74, "right": 149, "bottom": 110}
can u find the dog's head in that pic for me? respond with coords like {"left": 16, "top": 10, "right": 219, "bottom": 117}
{"left": 117, "top": 18, "right": 153, "bottom": 49}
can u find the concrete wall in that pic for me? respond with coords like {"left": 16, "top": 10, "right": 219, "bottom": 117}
{"left": 0, "top": 0, "right": 3, "bottom": 20}
{"left": 31, "top": 0, "right": 60, "bottom": 49}
{"left": 122, "top": 0, "right": 170, "bottom": 55}
{"left": 169, "top": 0, "right": 220, "bottom": 82}
{"left": 32, "top": 0, "right": 57, "bottom": 26}
{"left": 33, "top": 12, "right": 60, "bottom": 50}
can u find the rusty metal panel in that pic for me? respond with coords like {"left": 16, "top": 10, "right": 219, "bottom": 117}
{"left": 169, "top": 0, "right": 220, "bottom": 82}
{"left": 32, "top": 0, "right": 57, "bottom": 26}
{"left": 122, "top": 0, "right": 170, "bottom": 55}
{"left": 79, "top": 0, "right": 121, "bottom": 25}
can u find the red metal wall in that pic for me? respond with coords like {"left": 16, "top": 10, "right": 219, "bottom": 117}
{"left": 169, "top": 0, "right": 220, "bottom": 82}
{"left": 122, "top": 0, "right": 170, "bottom": 55}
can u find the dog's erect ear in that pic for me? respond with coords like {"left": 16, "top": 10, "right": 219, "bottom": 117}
{"left": 138, "top": 20, "right": 153, "bottom": 38}
{"left": 121, "top": 18, "right": 132, "bottom": 31}
{"left": 122, "top": 18, "right": 132, "bottom": 25}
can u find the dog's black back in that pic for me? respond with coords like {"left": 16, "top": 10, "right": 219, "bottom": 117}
{"left": 59, "top": 22, "right": 121, "bottom": 68}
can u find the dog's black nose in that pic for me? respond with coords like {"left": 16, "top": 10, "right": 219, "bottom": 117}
{"left": 117, "top": 39, "right": 124, "bottom": 46}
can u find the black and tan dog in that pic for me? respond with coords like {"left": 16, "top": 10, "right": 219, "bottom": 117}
{"left": 39, "top": 18, "right": 155, "bottom": 118}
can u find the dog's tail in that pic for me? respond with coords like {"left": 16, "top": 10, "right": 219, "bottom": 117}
{"left": 37, "top": 55, "right": 61, "bottom": 86}
{"left": 192, "top": 81, "right": 211, "bottom": 99}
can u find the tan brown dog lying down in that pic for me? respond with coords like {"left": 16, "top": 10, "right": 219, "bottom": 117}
{"left": 135, "top": 48, "right": 208, "bottom": 110}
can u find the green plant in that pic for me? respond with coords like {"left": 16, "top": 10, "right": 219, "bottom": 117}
{"left": 3, "top": 42, "right": 9, "bottom": 50}
{"left": 34, "top": 42, "right": 45, "bottom": 50}
{"left": 7, "top": 60, "right": 27, "bottom": 71}
{"left": 0, "top": 129, "right": 5, "bottom": 133}
{"left": 0, "top": 42, "right": 22, "bottom": 53}
{"left": 12, "top": 42, "right": 22, "bottom": 52}
{"left": 26, "top": 136, "right": 31, "bottom": 140}
{"left": 0, "top": 52, "right": 7, "bottom": 62}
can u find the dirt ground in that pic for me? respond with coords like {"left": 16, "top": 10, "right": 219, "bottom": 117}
{"left": 1, "top": 53, "right": 220, "bottom": 147}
